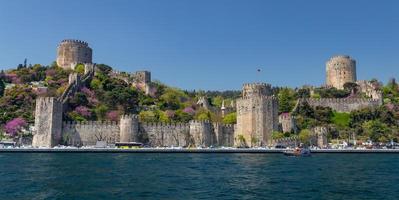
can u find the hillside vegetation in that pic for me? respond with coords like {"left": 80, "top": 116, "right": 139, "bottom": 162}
{"left": 1, "top": 62, "right": 399, "bottom": 143}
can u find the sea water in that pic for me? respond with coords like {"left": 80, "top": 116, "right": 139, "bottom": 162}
{"left": 0, "top": 153, "right": 398, "bottom": 199}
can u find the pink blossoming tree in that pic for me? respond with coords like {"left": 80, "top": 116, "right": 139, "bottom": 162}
{"left": 4, "top": 118, "right": 27, "bottom": 137}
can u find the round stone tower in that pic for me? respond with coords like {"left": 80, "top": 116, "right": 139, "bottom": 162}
{"left": 326, "top": 55, "right": 356, "bottom": 89}
{"left": 119, "top": 114, "right": 139, "bottom": 143}
{"left": 242, "top": 83, "right": 272, "bottom": 98}
{"left": 56, "top": 39, "right": 92, "bottom": 70}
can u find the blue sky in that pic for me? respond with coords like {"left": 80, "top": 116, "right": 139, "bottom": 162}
{"left": 0, "top": 0, "right": 398, "bottom": 90}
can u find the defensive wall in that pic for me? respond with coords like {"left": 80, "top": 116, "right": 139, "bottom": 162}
{"left": 303, "top": 98, "right": 382, "bottom": 113}
{"left": 32, "top": 98, "right": 235, "bottom": 148}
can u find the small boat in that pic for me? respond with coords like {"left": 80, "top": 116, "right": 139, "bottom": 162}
{"left": 283, "top": 147, "right": 311, "bottom": 157}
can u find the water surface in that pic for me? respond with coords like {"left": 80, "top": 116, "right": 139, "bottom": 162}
{"left": 0, "top": 153, "right": 398, "bottom": 199}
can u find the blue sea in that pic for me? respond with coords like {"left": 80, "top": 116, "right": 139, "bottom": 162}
{"left": 0, "top": 153, "right": 398, "bottom": 199}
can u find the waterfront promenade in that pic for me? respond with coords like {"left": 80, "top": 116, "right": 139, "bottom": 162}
{"left": 1, "top": 148, "right": 399, "bottom": 153}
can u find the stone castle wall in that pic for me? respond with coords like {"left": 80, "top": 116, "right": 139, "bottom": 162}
{"left": 140, "top": 122, "right": 190, "bottom": 147}
{"left": 279, "top": 113, "right": 297, "bottom": 133}
{"left": 304, "top": 98, "right": 381, "bottom": 113}
{"left": 242, "top": 83, "right": 272, "bottom": 97}
{"left": 62, "top": 121, "right": 120, "bottom": 146}
{"left": 326, "top": 55, "right": 356, "bottom": 89}
{"left": 32, "top": 97, "right": 63, "bottom": 147}
{"left": 213, "top": 123, "right": 235, "bottom": 147}
{"left": 57, "top": 39, "right": 92, "bottom": 69}
{"left": 236, "top": 95, "right": 279, "bottom": 147}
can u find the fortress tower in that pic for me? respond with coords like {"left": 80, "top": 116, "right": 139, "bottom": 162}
{"left": 32, "top": 97, "right": 63, "bottom": 147}
{"left": 235, "top": 83, "right": 279, "bottom": 147}
{"left": 119, "top": 115, "right": 140, "bottom": 143}
{"left": 326, "top": 55, "right": 357, "bottom": 89}
{"left": 56, "top": 39, "right": 92, "bottom": 69}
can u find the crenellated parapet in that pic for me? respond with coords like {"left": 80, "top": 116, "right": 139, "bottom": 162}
{"left": 59, "top": 39, "right": 89, "bottom": 46}
{"left": 141, "top": 122, "right": 190, "bottom": 128}
{"left": 279, "top": 113, "right": 297, "bottom": 133}
{"left": 303, "top": 97, "right": 381, "bottom": 113}
{"left": 63, "top": 120, "right": 119, "bottom": 128}
{"left": 242, "top": 82, "right": 272, "bottom": 98}
{"left": 213, "top": 123, "right": 235, "bottom": 147}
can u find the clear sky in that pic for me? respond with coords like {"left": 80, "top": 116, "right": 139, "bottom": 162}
{"left": 0, "top": 0, "right": 398, "bottom": 90}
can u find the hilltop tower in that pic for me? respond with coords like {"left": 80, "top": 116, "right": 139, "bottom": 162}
{"left": 56, "top": 39, "right": 92, "bottom": 69}
{"left": 32, "top": 97, "right": 63, "bottom": 147}
{"left": 326, "top": 55, "right": 356, "bottom": 89}
{"left": 235, "top": 83, "right": 279, "bottom": 147}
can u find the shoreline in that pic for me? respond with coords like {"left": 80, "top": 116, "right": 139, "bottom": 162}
{"left": 1, "top": 148, "right": 399, "bottom": 153}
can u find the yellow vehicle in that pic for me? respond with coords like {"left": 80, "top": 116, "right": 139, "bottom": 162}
{"left": 115, "top": 142, "right": 143, "bottom": 149}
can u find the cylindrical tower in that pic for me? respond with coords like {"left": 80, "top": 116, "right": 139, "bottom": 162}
{"left": 56, "top": 39, "right": 92, "bottom": 70}
{"left": 242, "top": 83, "right": 272, "bottom": 98}
{"left": 119, "top": 115, "right": 139, "bottom": 143}
{"left": 326, "top": 55, "right": 356, "bottom": 89}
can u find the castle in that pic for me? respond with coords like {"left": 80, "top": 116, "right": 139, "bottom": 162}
{"left": 326, "top": 55, "right": 356, "bottom": 89}
{"left": 56, "top": 39, "right": 93, "bottom": 69}
{"left": 32, "top": 82, "right": 276, "bottom": 148}
{"left": 303, "top": 55, "right": 382, "bottom": 113}
{"left": 31, "top": 40, "right": 383, "bottom": 148}
{"left": 236, "top": 83, "right": 279, "bottom": 147}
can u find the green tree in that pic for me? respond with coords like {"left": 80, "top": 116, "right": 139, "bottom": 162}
{"left": 278, "top": 88, "right": 295, "bottom": 113}
{"left": 222, "top": 112, "right": 236, "bottom": 124}
{"left": 94, "top": 104, "right": 108, "bottom": 120}
{"left": 75, "top": 64, "right": 85, "bottom": 74}
{"left": 362, "top": 120, "right": 390, "bottom": 142}
{"left": 332, "top": 112, "right": 350, "bottom": 128}
{"left": 272, "top": 131, "right": 285, "bottom": 139}
{"left": 139, "top": 110, "right": 158, "bottom": 122}
{"left": 0, "top": 79, "right": 5, "bottom": 97}
{"left": 299, "top": 129, "right": 311, "bottom": 145}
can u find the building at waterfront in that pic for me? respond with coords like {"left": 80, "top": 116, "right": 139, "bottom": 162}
{"left": 30, "top": 40, "right": 383, "bottom": 148}
{"left": 235, "top": 83, "right": 279, "bottom": 147}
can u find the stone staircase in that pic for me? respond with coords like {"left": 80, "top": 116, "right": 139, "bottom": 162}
{"left": 58, "top": 63, "right": 95, "bottom": 107}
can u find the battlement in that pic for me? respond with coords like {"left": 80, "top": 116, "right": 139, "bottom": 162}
{"left": 189, "top": 120, "right": 212, "bottom": 125}
{"left": 238, "top": 95, "right": 277, "bottom": 101}
{"left": 303, "top": 97, "right": 381, "bottom": 112}
{"left": 36, "top": 96, "right": 59, "bottom": 104}
{"left": 242, "top": 82, "right": 271, "bottom": 88}
{"left": 59, "top": 39, "right": 89, "bottom": 46}
{"left": 212, "top": 123, "right": 235, "bottom": 128}
{"left": 242, "top": 82, "right": 272, "bottom": 98}
{"left": 327, "top": 55, "right": 355, "bottom": 63}
{"left": 63, "top": 121, "right": 119, "bottom": 127}
{"left": 120, "top": 114, "right": 139, "bottom": 120}
{"left": 305, "top": 97, "right": 380, "bottom": 104}
{"left": 141, "top": 122, "right": 190, "bottom": 128}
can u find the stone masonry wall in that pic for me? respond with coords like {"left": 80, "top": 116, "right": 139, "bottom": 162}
{"left": 57, "top": 39, "right": 92, "bottom": 69}
{"left": 139, "top": 122, "right": 190, "bottom": 147}
{"left": 213, "top": 123, "right": 235, "bottom": 147}
{"left": 326, "top": 55, "right": 356, "bottom": 89}
{"left": 32, "top": 97, "right": 63, "bottom": 147}
{"left": 62, "top": 121, "right": 119, "bottom": 146}
{"left": 304, "top": 98, "right": 381, "bottom": 113}
{"left": 236, "top": 95, "right": 279, "bottom": 147}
